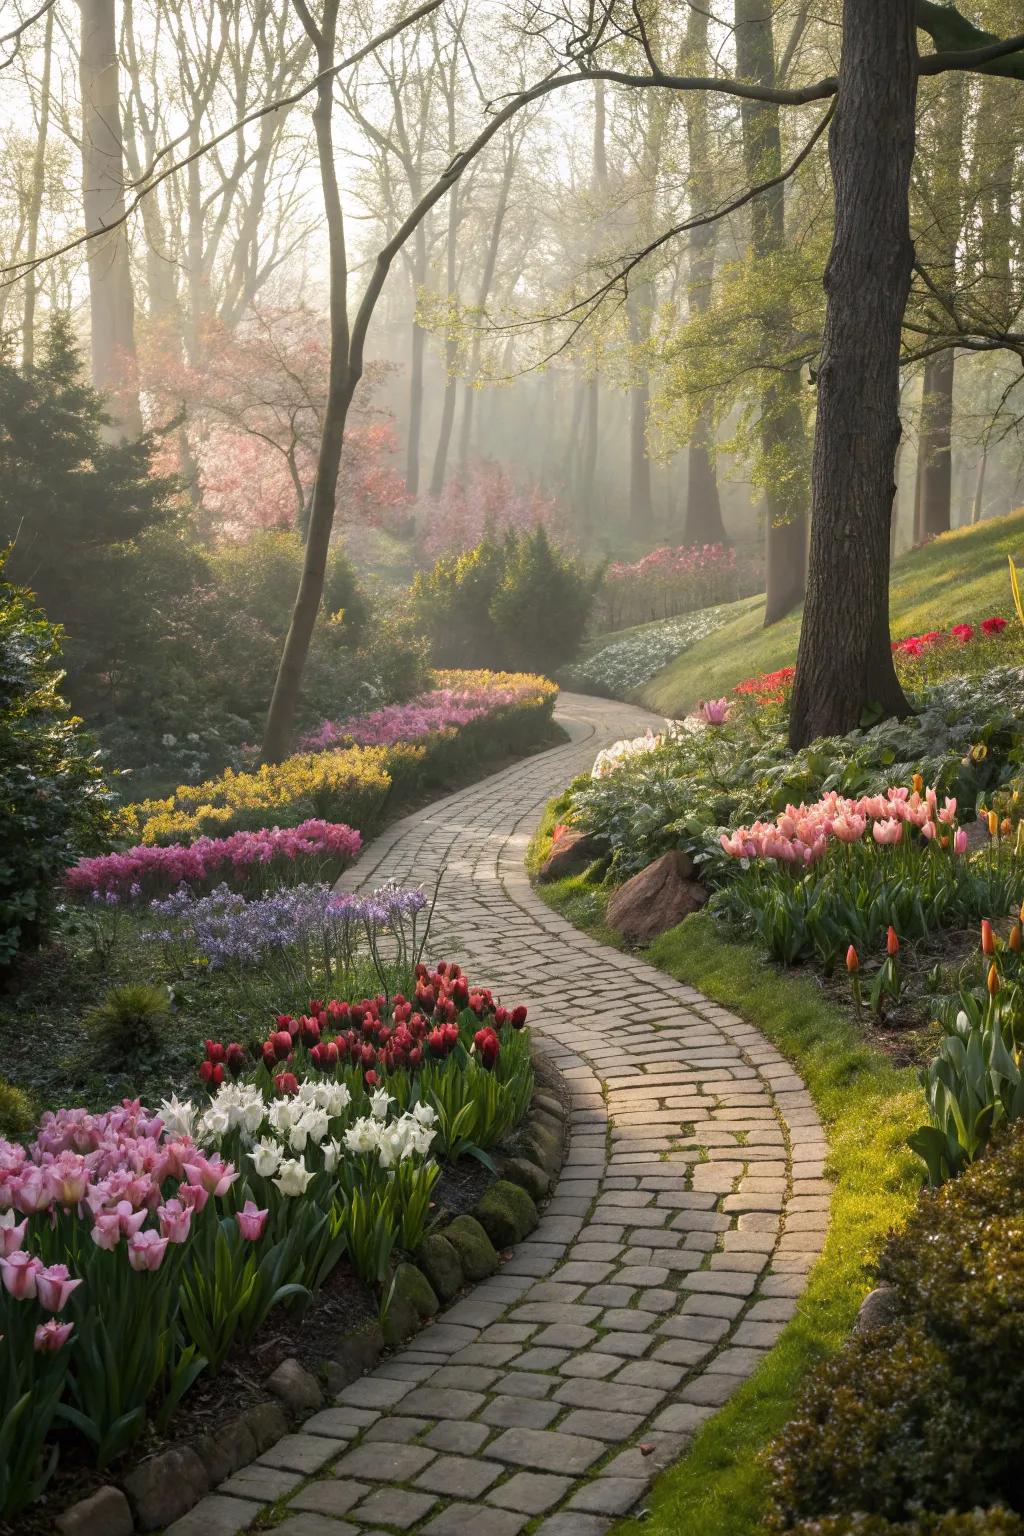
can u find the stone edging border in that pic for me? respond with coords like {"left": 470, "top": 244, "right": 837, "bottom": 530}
{"left": 54, "top": 1070, "right": 569, "bottom": 1536}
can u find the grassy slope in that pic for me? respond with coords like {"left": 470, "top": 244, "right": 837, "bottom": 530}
{"left": 528, "top": 806, "right": 922, "bottom": 1536}
{"left": 635, "top": 509, "right": 1024, "bottom": 717}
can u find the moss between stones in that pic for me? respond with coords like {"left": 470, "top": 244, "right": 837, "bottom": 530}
{"left": 523, "top": 1121, "right": 563, "bottom": 1178}
{"left": 418, "top": 1233, "right": 465, "bottom": 1302}
{"left": 444, "top": 1214, "right": 498, "bottom": 1280}
{"left": 475, "top": 1179, "right": 539, "bottom": 1249}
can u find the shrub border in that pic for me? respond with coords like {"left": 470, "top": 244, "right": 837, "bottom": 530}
{"left": 527, "top": 799, "right": 926, "bottom": 1536}
{"left": 53, "top": 1065, "right": 567, "bottom": 1536}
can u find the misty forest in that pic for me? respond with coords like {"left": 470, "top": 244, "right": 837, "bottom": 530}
{"left": 5, "top": 4, "right": 1024, "bottom": 1535}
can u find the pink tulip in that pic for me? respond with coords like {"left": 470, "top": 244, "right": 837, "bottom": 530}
{"left": 127, "top": 1229, "right": 169, "bottom": 1272}
{"left": 954, "top": 828, "right": 968, "bottom": 854}
{"left": 34, "top": 1318, "right": 74, "bottom": 1353}
{"left": 177, "top": 1181, "right": 209, "bottom": 1214}
{"left": 44, "top": 1153, "right": 89, "bottom": 1207}
{"left": 831, "top": 815, "right": 866, "bottom": 844}
{"left": 183, "top": 1156, "right": 238, "bottom": 1198}
{"left": 35, "top": 1263, "right": 83, "bottom": 1313}
{"left": 0, "top": 1250, "right": 43, "bottom": 1299}
{"left": 698, "top": 697, "right": 732, "bottom": 726}
{"left": 158, "top": 1199, "right": 193, "bottom": 1244}
{"left": 937, "top": 798, "right": 958, "bottom": 825}
{"left": 0, "top": 1213, "right": 27, "bottom": 1257}
{"left": 235, "top": 1201, "right": 269, "bottom": 1241}
{"left": 921, "top": 820, "right": 937, "bottom": 840}
{"left": 13, "top": 1166, "right": 52, "bottom": 1215}
{"left": 872, "top": 819, "right": 903, "bottom": 845}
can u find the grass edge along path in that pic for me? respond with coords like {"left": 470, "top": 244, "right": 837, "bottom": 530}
{"left": 527, "top": 804, "right": 923, "bottom": 1536}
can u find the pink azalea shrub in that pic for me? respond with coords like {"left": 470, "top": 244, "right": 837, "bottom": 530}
{"left": 417, "top": 459, "right": 564, "bottom": 558}
{"left": 65, "top": 819, "right": 362, "bottom": 902}
{"left": 598, "top": 543, "right": 754, "bottom": 629}
{"left": 301, "top": 683, "right": 539, "bottom": 752}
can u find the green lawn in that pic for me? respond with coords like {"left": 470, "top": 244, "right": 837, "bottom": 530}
{"left": 633, "top": 509, "right": 1024, "bottom": 717}
{"left": 528, "top": 806, "right": 923, "bottom": 1536}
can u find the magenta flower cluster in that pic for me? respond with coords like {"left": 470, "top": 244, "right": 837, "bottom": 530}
{"left": 300, "top": 685, "right": 533, "bottom": 752}
{"left": 65, "top": 819, "right": 362, "bottom": 902}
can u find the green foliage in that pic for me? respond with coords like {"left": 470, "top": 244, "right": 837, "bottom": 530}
{"left": 178, "top": 1217, "right": 308, "bottom": 1369}
{"left": 0, "top": 1078, "right": 34, "bottom": 1137}
{"left": 767, "top": 1121, "right": 1024, "bottom": 1529}
{"left": 568, "top": 667, "right": 1024, "bottom": 880}
{"left": 0, "top": 564, "right": 114, "bottom": 966}
{"left": 489, "top": 525, "right": 597, "bottom": 674}
{"left": 83, "top": 983, "right": 173, "bottom": 1054}
{"left": 411, "top": 528, "right": 596, "bottom": 673}
{"left": 785, "top": 1516, "right": 1024, "bottom": 1536}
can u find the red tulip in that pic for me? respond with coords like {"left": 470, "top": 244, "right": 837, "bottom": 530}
{"left": 271, "top": 1030, "right": 293, "bottom": 1061}
{"left": 204, "top": 1040, "right": 226, "bottom": 1064}
{"left": 274, "top": 1072, "right": 299, "bottom": 1097}
{"left": 510, "top": 1006, "right": 528, "bottom": 1030}
{"left": 225, "top": 1043, "right": 246, "bottom": 1077}
{"left": 886, "top": 927, "right": 899, "bottom": 957}
{"left": 299, "top": 1016, "right": 321, "bottom": 1047}
{"left": 199, "top": 1060, "right": 224, "bottom": 1087}
{"left": 474, "top": 1027, "right": 500, "bottom": 1070}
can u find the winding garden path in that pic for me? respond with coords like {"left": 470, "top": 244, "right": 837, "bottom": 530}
{"left": 172, "top": 693, "right": 828, "bottom": 1536}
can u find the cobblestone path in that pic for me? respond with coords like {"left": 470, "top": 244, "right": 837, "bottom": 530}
{"left": 173, "top": 692, "right": 828, "bottom": 1536}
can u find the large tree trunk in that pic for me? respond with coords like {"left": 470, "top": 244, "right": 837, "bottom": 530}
{"left": 789, "top": 0, "right": 916, "bottom": 748}
{"left": 78, "top": 0, "right": 142, "bottom": 437}
{"left": 21, "top": 3, "right": 54, "bottom": 368}
{"left": 735, "top": 0, "right": 809, "bottom": 625}
{"left": 682, "top": 7, "right": 727, "bottom": 545}
{"left": 915, "top": 349, "right": 955, "bottom": 540}
{"left": 264, "top": 0, "right": 352, "bottom": 762}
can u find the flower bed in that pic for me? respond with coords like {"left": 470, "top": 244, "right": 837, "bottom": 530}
{"left": 123, "top": 669, "right": 557, "bottom": 848}
{"left": 65, "top": 820, "right": 362, "bottom": 902}
{"left": 561, "top": 607, "right": 729, "bottom": 698}
{"left": 596, "top": 544, "right": 756, "bottom": 630}
{"left": 0, "top": 919, "right": 534, "bottom": 1520}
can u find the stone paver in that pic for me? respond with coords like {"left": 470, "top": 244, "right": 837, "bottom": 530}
{"left": 190, "top": 692, "right": 827, "bottom": 1536}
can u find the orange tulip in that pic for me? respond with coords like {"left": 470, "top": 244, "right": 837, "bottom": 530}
{"left": 1009, "top": 923, "right": 1022, "bottom": 955}
{"left": 988, "top": 810, "right": 999, "bottom": 837}
{"left": 846, "top": 945, "right": 859, "bottom": 973}
{"left": 886, "top": 926, "right": 899, "bottom": 957}
{"left": 981, "top": 919, "right": 995, "bottom": 956}
{"left": 988, "top": 962, "right": 1000, "bottom": 997}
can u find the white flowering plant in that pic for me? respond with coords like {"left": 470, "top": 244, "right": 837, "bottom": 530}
{"left": 560, "top": 607, "right": 728, "bottom": 698}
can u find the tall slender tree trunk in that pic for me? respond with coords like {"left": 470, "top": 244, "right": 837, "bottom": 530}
{"left": 789, "top": 0, "right": 915, "bottom": 748}
{"left": 735, "top": 0, "right": 809, "bottom": 625}
{"left": 78, "top": 0, "right": 142, "bottom": 436}
{"left": 626, "top": 283, "right": 654, "bottom": 532}
{"left": 682, "top": 7, "right": 727, "bottom": 545}
{"left": 22, "top": 4, "right": 54, "bottom": 368}
{"left": 428, "top": 187, "right": 459, "bottom": 496}
{"left": 915, "top": 349, "right": 955, "bottom": 541}
{"left": 971, "top": 440, "right": 988, "bottom": 524}
{"left": 405, "top": 227, "right": 427, "bottom": 496}
{"left": 265, "top": 0, "right": 354, "bottom": 761}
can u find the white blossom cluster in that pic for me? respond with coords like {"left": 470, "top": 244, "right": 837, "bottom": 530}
{"left": 161, "top": 1082, "right": 438, "bottom": 1200}
{"left": 562, "top": 608, "right": 728, "bottom": 697}
{"left": 591, "top": 729, "right": 665, "bottom": 779}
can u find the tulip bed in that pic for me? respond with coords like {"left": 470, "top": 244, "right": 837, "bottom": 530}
{"left": 0, "top": 946, "right": 533, "bottom": 1520}
{"left": 124, "top": 668, "right": 558, "bottom": 847}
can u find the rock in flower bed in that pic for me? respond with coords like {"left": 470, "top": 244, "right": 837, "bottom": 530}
{"left": 0, "top": 939, "right": 534, "bottom": 1522}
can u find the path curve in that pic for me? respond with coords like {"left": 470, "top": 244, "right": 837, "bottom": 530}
{"left": 175, "top": 693, "right": 827, "bottom": 1536}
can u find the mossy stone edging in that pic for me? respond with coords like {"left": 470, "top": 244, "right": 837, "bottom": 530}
{"left": 56, "top": 1073, "right": 565, "bottom": 1535}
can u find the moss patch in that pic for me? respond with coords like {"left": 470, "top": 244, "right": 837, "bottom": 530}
{"left": 475, "top": 1179, "right": 539, "bottom": 1249}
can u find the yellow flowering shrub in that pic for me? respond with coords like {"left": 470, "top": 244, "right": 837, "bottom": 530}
{"left": 129, "top": 747, "right": 393, "bottom": 846}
